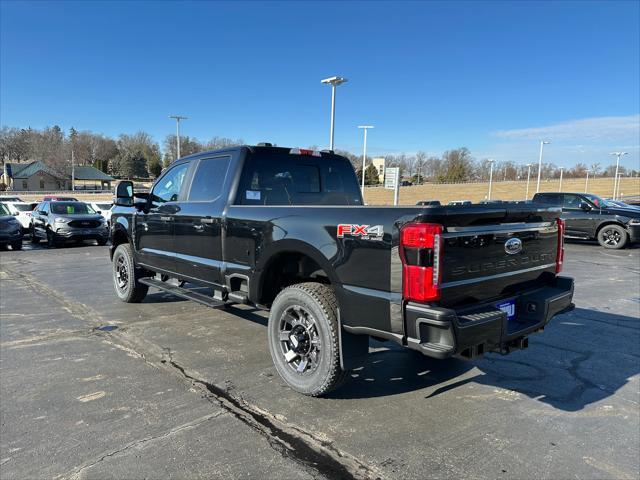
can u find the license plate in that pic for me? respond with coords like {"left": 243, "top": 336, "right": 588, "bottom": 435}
{"left": 496, "top": 299, "right": 516, "bottom": 321}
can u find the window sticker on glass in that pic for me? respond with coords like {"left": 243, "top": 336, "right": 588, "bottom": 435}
{"left": 246, "top": 190, "right": 261, "bottom": 200}
{"left": 66, "top": 206, "right": 75, "bottom": 214}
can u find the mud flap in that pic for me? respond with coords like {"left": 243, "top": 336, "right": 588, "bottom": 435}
{"left": 337, "top": 309, "right": 369, "bottom": 370}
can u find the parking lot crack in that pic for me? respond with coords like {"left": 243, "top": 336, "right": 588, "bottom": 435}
{"left": 163, "top": 356, "right": 382, "bottom": 480}
{"left": 62, "top": 411, "right": 227, "bottom": 480}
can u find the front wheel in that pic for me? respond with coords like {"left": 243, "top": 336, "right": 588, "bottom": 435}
{"left": 267, "top": 282, "right": 349, "bottom": 396}
{"left": 30, "top": 226, "right": 40, "bottom": 244}
{"left": 597, "top": 224, "right": 628, "bottom": 249}
{"left": 46, "top": 229, "right": 58, "bottom": 248}
{"left": 11, "top": 240, "right": 22, "bottom": 251}
{"left": 112, "top": 243, "right": 148, "bottom": 303}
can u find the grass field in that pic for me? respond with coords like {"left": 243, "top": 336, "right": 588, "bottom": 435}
{"left": 363, "top": 177, "right": 640, "bottom": 205}
{"left": 6, "top": 176, "right": 640, "bottom": 206}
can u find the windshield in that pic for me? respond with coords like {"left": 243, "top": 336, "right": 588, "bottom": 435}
{"left": 13, "top": 203, "right": 36, "bottom": 212}
{"left": 0, "top": 204, "right": 10, "bottom": 215}
{"left": 583, "top": 194, "right": 613, "bottom": 208}
{"left": 96, "top": 203, "right": 112, "bottom": 210}
{"left": 50, "top": 202, "right": 96, "bottom": 215}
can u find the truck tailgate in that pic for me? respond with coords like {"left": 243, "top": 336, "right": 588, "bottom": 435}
{"left": 439, "top": 221, "right": 559, "bottom": 308}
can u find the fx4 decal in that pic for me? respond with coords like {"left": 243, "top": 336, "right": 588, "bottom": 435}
{"left": 337, "top": 224, "right": 384, "bottom": 240}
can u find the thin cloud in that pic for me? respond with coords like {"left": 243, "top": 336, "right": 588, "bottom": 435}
{"left": 493, "top": 115, "right": 640, "bottom": 141}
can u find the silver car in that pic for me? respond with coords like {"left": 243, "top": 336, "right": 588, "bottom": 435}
{"left": 30, "top": 201, "right": 109, "bottom": 247}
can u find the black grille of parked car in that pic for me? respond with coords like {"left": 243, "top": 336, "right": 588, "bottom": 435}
{"left": 68, "top": 220, "right": 101, "bottom": 228}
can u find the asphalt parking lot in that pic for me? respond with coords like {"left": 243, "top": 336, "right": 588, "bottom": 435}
{"left": 1, "top": 240, "right": 639, "bottom": 479}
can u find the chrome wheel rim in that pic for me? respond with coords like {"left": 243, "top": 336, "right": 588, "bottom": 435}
{"left": 115, "top": 255, "right": 129, "bottom": 290}
{"left": 278, "top": 305, "right": 321, "bottom": 375}
{"left": 603, "top": 229, "right": 621, "bottom": 246}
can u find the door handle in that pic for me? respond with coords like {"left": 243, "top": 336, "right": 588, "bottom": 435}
{"left": 201, "top": 217, "right": 215, "bottom": 224}
{"left": 160, "top": 216, "right": 174, "bottom": 222}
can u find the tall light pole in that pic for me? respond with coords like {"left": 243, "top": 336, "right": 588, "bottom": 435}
{"left": 609, "top": 152, "right": 628, "bottom": 200}
{"left": 584, "top": 169, "right": 590, "bottom": 193}
{"left": 558, "top": 167, "right": 564, "bottom": 192}
{"left": 358, "top": 125, "right": 374, "bottom": 194}
{"left": 321, "top": 76, "right": 347, "bottom": 150}
{"left": 487, "top": 159, "right": 495, "bottom": 200}
{"left": 525, "top": 163, "right": 532, "bottom": 199}
{"left": 536, "top": 140, "right": 550, "bottom": 193}
{"left": 169, "top": 115, "right": 188, "bottom": 160}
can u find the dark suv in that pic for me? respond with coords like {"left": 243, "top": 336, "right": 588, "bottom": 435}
{"left": 30, "top": 201, "right": 108, "bottom": 247}
{"left": 533, "top": 192, "right": 640, "bottom": 249}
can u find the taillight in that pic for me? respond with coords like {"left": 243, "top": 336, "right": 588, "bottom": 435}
{"left": 556, "top": 218, "right": 565, "bottom": 273}
{"left": 399, "top": 223, "right": 443, "bottom": 302}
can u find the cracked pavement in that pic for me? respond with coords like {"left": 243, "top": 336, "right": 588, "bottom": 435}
{"left": 1, "top": 241, "right": 639, "bottom": 479}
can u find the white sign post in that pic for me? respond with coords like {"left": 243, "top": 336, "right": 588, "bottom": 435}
{"left": 385, "top": 167, "right": 400, "bottom": 206}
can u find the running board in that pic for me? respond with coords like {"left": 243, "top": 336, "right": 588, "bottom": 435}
{"left": 139, "top": 277, "right": 225, "bottom": 308}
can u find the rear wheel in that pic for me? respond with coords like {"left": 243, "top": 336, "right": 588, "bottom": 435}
{"left": 597, "top": 224, "right": 628, "bottom": 249}
{"left": 10, "top": 240, "right": 22, "bottom": 251}
{"left": 267, "top": 282, "right": 349, "bottom": 396}
{"left": 112, "top": 243, "right": 148, "bottom": 303}
{"left": 97, "top": 238, "right": 108, "bottom": 246}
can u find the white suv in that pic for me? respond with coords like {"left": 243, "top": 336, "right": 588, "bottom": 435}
{"left": 5, "top": 202, "right": 38, "bottom": 232}
{"left": 89, "top": 202, "right": 113, "bottom": 225}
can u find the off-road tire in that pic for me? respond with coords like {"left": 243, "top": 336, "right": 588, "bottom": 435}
{"left": 112, "top": 243, "right": 148, "bottom": 303}
{"left": 597, "top": 224, "right": 628, "bottom": 249}
{"left": 268, "top": 282, "right": 350, "bottom": 396}
{"left": 10, "top": 240, "right": 22, "bottom": 251}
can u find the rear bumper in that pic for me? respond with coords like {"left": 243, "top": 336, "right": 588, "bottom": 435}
{"left": 404, "top": 276, "right": 574, "bottom": 359}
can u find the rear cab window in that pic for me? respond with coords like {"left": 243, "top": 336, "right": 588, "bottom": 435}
{"left": 234, "top": 149, "right": 363, "bottom": 206}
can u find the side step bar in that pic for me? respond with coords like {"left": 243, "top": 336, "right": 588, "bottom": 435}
{"left": 139, "top": 277, "right": 225, "bottom": 309}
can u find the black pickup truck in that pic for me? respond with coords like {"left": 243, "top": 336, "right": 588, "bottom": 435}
{"left": 110, "top": 145, "right": 574, "bottom": 396}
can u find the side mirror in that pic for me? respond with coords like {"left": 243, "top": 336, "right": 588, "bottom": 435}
{"left": 13, "top": 212, "right": 19, "bottom": 216}
{"left": 115, "top": 180, "right": 134, "bottom": 207}
{"left": 96, "top": 210, "right": 102, "bottom": 214}
{"left": 580, "top": 202, "right": 592, "bottom": 211}
{"left": 41, "top": 211, "right": 48, "bottom": 216}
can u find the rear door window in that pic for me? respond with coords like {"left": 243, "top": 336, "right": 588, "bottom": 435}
{"left": 187, "top": 156, "right": 231, "bottom": 202}
{"left": 535, "top": 194, "right": 562, "bottom": 205}
{"left": 563, "top": 194, "right": 583, "bottom": 209}
{"left": 235, "top": 152, "right": 362, "bottom": 206}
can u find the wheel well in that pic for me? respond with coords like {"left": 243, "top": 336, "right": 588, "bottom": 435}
{"left": 596, "top": 221, "right": 626, "bottom": 237}
{"left": 110, "top": 229, "right": 129, "bottom": 259}
{"left": 259, "top": 252, "right": 330, "bottom": 306}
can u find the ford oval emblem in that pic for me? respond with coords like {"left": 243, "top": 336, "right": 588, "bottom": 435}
{"left": 504, "top": 237, "right": 523, "bottom": 255}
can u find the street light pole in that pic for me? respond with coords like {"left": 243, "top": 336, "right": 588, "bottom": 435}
{"left": 321, "top": 76, "right": 347, "bottom": 150}
{"left": 487, "top": 159, "right": 495, "bottom": 200}
{"left": 584, "top": 169, "right": 590, "bottom": 193}
{"left": 169, "top": 115, "right": 188, "bottom": 160}
{"left": 536, "top": 140, "right": 550, "bottom": 193}
{"left": 525, "top": 163, "right": 532, "bottom": 200}
{"left": 609, "top": 152, "right": 628, "bottom": 200}
{"left": 358, "top": 125, "right": 374, "bottom": 194}
{"left": 558, "top": 167, "right": 564, "bottom": 192}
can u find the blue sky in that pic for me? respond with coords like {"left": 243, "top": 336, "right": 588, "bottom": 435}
{"left": 1, "top": 1, "right": 639, "bottom": 169}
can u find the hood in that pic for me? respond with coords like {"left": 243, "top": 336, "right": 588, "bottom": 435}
{"left": 606, "top": 207, "right": 640, "bottom": 217}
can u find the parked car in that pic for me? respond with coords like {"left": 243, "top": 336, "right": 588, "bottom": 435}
{"left": 416, "top": 200, "right": 441, "bottom": 206}
{"left": 0, "top": 195, "right": 24, "bottom": 203}
{"left": 0, "top": 203, "right": 23, "bottom": 250}
{"left": 532, "top": 192, "right": 640, "bottom": 249}
{"left": 109, "top": 144, "right": 573, "bottom": 396}
{"left": 4, "top": 201, "right": 38, "bottom": 233}
{"left": 89, "top": 202, "right": 114, "bottom": 224}
{"left": 448, "top": 200, "right": 472, "bottom": 206}
{"left": 42, "top": 195, "right": 78, "bottom": 201}
{"left": 30, "top": 201, "right": 108, "bottom": 247}
{"left": 401, "top": 180, "right": 413, "bottom": 186}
